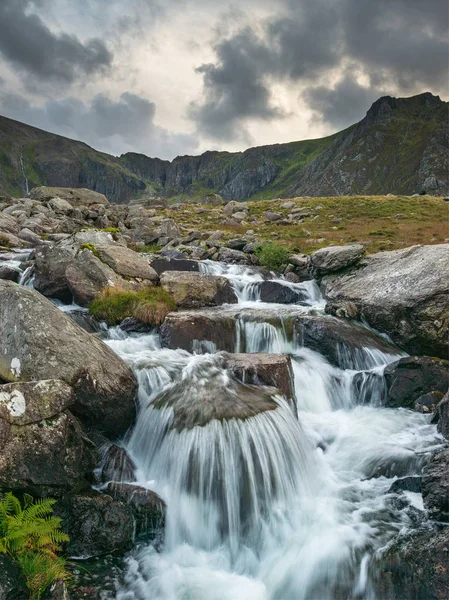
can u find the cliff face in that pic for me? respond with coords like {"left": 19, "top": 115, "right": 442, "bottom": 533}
{"left": 0, "top": 92, "right": 447, "bottom": 203}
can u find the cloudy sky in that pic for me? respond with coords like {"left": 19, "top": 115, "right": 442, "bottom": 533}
{"left": 0, "top": 0, "right": 447, "bottom": 160}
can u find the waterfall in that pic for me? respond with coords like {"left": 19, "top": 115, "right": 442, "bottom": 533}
{"left": 19, "top": 146, "right": 29, "bottom": 195}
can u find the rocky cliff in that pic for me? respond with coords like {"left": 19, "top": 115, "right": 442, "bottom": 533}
{"left": 0, "top": 92, "right": 447, "bottom": 203}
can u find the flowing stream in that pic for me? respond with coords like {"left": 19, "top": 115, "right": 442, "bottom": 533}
{"left": 4, "top": 252, "right": 442, "bottom": 599}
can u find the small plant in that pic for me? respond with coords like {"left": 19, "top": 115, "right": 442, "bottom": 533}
{"left": 88, "top": 286, "right": 176, "bottom": 326}
{"left": 0, "top": 492, "right": 70, "bottom": 599}
{"left": 79, "top": 243, "right": 101, "bottom": 259}
{"left": 255, "top": 242, "right": 290, "bottom": 270}
{"left": 0, "top": 233, "right": 11, "bottom": 248}
{"left": 128, "top": 243, "right": 162, "bottom": 254}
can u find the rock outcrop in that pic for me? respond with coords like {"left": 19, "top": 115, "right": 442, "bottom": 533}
{"left": 422, "top": 447, "right": 449, "bottom": 522}
{"left": 160, "top": 271, "right": 237, "bottom": 308}
{"left": 323, "top": 244, "right": 449, "bottom": 357}
{"left": 0, "top": 281, "right": 137, "bottom": 438}
{"left": 30, "top": 186, "right": 109, "bottom": 206}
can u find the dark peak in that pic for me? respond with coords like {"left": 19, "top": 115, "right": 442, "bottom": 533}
{"left": 365, "top": 92, "right": 444, "bottom": 122}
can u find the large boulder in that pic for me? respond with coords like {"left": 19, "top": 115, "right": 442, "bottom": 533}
{"left": 0, "top": 282, "right": 137, "bottom": 438}
{"left": 160, "top": 271, "right": 237, "bottom": 308}
{"left": 309, "top": 244, "right": 365, "bottom": 276}
{"left": 422, "top": 447, "right": 449, "bottom": 522}
{"left": 0, "top": 381, "right": 96, "bottom": 496}
{"left": 257, "top": 280, "right": 307, "bottom": 304}
{"left": 94, "top": 244, "right": 158, "bottom": 281}
{"left": 160, "top": 310, "right": 237, "bottom": 352}
{"left": 150, "top": 256, "right": 200, "bottom": 275}
{"left": 221, "top": 352, "right": 296, "bottom": 404}
{"left": 384, "top": 356, "right": 449, "bottom": 410}
{"left": 432, "top": 391, "right": 449, "bottom": 439}
{"left": 31, "top": 186, "right": 109, "bottom": 207}
{"left": 323, "top": 245, "right": 449, "bottom": 357}
{"left": 56, "top": 491, "right": 133, "bottom": 558}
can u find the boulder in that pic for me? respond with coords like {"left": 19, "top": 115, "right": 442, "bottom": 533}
{"left": 0, "top": 554, "right": 26, "bottom": 599}
{"left": 149, "top": 256, "right": 200, "bottom": 274}
{"left": 431, "top": 391, "right": 449, "bottom": 439}
{"left": 288, "top": 253, "right": 310, "bottom": 280}
{"left": 48, "top": 197, "right": 74, "bottom": 213}
{"left": 217, "top": 247, "right": 252, "bottom": 264}
{"left": 414, "top": 390, "right": 444, "bottom": 413}
{"left": 0, "top": 282, "right": 137, "bottom": 438}
{"left": 373, "top": 527, "right": 449, "bottom": 600}
{"left": 221, "top": 352, "right": 296, "bottom": 404}
{"left": 160, "top": 311, "right": 236, "bottom": 353}
{"left": 257, "top": 280, "right": 306, "bottom": 304}
{"left": 0, "top": 264, "right": 20, "bottom": 282}
{"left": 0, "top": 393, "right": 96, "bottom": 496}
{"left": 105, "top": 483, "right": 165, "bottom": 538}
{"left": 422, "top": 447, "right": 449, "bottom": 522}
{"left": 34, "top": 244, "right": 76, "bottom": 300}
{"left": 94, "top": 244, "right": 158, "bottom": 281}
{"left": 98, "top": 443, "right": 136, "bottom": 484}
{"left": 56, "top": 491, "right": 133, "bottom": 558}
{"left": 384, "top": 356, "right": 449, "bottom": 409}
{"left": 31, "top": 186, "right": 109, "bottom": 206}
{"left": 160, "top": 271, "right": 238, "bottom": 308}
{"left": 323, "top": 245, "right": 449, "bottom": 357}
{"left": 310, "top": 244, "right": 365, "bottom": 276}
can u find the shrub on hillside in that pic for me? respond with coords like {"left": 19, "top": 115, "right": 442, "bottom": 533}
{"left": 89, "top": 286, "right": 176, "bottom": 326}
{"left": 255, "top": 242, "right": 290, "bottom": 271}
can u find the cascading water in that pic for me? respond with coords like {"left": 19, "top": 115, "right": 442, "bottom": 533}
{"left": 19, "top": 145, "right": 29, "bottom": 195}
{"left": 18, "top": 256, "right": 439, "bottom": 599}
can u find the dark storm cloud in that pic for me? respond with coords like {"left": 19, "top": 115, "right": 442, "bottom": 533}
{"left": 191, "top": 0, "right": 448, "bottom": 137}
{"left": 0, "top": 92, "right": 198, "bottom": 160}
{"left": 0, "top": 0, "right": 112, "bottom": 83}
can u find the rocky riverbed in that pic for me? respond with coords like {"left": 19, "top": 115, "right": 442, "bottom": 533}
{"left": 0, "top": 187, "right": 448, "bottom": 600}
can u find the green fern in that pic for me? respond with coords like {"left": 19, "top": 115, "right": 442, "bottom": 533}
{"left": 0, "top": 492, "right": 70, "bottom": 599}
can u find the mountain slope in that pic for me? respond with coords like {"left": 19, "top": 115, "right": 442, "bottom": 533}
{"left": 0, "top": 92, "right": 447, "bottom": 203}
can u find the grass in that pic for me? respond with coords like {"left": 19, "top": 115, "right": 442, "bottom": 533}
{"left": 128, "top": 243, "right": 162, "bottom": 253}
{"left": 88, "top": 286, "right": 176, "bottom": 326}
{"left": 0, "top": 233, "right": 11, "bottom": 248}
{"left": 255, "top": 242, "right": 290, "bottom": 270}
{"left": 153, "top": 195, "right": 448, "bottom": 254}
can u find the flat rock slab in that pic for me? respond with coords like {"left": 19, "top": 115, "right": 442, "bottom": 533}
{"left": 310, "top": 244, "right": 365, "bottom": 276}
{"left": 95, "top": 244, "right": 158, "bottom": 280}
{"left": 160, "top": 271, "right": 237, "bottom": 308}
{"left": 31, "top": 186, "right": 109, "bottom": 206}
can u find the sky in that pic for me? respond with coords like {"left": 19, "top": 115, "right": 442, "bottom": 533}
{"left": 0, "top": 0, "right": 447, "bottom": 160}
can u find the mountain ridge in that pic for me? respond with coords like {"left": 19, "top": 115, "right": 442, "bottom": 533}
{"left": 0, "top": 92, "right": 447, "bottom": 202}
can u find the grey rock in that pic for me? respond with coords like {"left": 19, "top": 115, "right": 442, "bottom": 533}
{"left": 310, "top": 244, "right": 365, "bottom": 276}
{"left": 95, "top": 244, "right": 158, "bottom": 281}
{"left": 422, "top": 447, "right": 449, "bottom": 521}
{"left": 31, "top": 186, "right": 109, "bottom": 206}
{"left": 160, "top": 271, "right": 238, "bottom": 308}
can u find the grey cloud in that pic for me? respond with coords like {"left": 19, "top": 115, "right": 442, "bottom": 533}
{"left": 190, "top": 0, "right": 448, "bottom": 137}
{"left": 0, "top": 0, "right": 112, "bottom": 83}
{"left": 0, "top": 92, "right": 198, "bottom": 160}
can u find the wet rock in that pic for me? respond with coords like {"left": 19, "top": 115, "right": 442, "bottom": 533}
{"left": 309, "top": 244, "right": 365, "bottom": 276}
{"left": 31, "top": 186, "right": 109, "bottom": 206}
{"left": 160, "top": 311, "right": 236, "bottom": 352}
{"left": 160, "top": 271, "right": 238, "bottom": 308}
{"left": 149, "top": 256, "right": 200, "bottom": 274}
{"left": 105, "top": 483, "right": 165, "bottom": 538}
{"left": 431, "top": 391, "right": 449, "bottom": 439}
{"left": 56, "top": 491, "right": 134, "bottom": 558}
{"left": 221, "top": 352, "right": 296, "bottom": 405}
{"left": 0, "top": 282, "right": 137, "bottom": 438}
{"left": 414, "top": 390, "right": 444, "bottom": 413}
{"left": 323, "top": 244, "right": 449, "bottom": 358}
{"left": 67, "top": 310, "right": 103, "bottom": 334}
{"left": 94, "top": 244, "right": 158, "bottom": 281}
{"left": 389, "top": 476, "right": 422, "bottom": 494}
{"left": 257, "top": 280, "right": 306, "bottom": 304}
{"left": 119, "top": 316, "right": 152, "bottom": 334}
{"left": 98, "top": 443, "right": 136, "bottom": 484}
{"left": 0, "top": 554, "right": 26, "bottom": 599}
{"left": 384, "top": 356, "right": 449, "bottom": 410}
{"left": 422, "top": 447, "right": 449, "bottom": 521}
{"left": 0, "top": 264, "right": 20, "bottom": 282}
{"left": 373, "top": 526, "right": 449, "bottom": 600}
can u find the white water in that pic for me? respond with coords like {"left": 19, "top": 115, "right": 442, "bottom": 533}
{"left": 104, "top": 263, "right": 442, "bottom": 600}
{"left": 19, "top": 145, "right": 29, "bottom": 195}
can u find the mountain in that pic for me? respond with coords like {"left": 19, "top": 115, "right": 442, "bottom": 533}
{"left": 0, "top": 92, "right": 447, "bottom": 203}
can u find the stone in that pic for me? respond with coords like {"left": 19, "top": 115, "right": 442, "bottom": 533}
{"left": 265, "top": 211, "right": 281, "bottom": 221}
{"left": 231, "top": 211, "right": 247, "bottom": 221}
{"left": 0, "top": 554, "right": 26, "bottom": 599}
{"left": 48, "top": 197, "right": 74, "bottom": 213}
{"left": 18, "top": 227, "right": 44, "bottom": 246}
{"left": 223, "top": 201, "right": 239, "bottom": 215}
{"left": 0, "top": 380, "right": 73, "bottom": 425}
{"left": 31, "top": 186, "right": 109, "bottom": 206}
{"left": 94, "top": 244, "right": 158, "bottom": 281}
{"left": 149, "top": 256, "right": 200, "bottom": 275}
{"left": 414, "top": 390, "right": 444, "bottom": 413}
{"left": 221, "top": 352, "right": 296, "bottom": 405}
{"left": 309, "top": 244, "right": 365, "bottom": 276}
{"left": 431, "top": 391, "right": 449, "bottom": 439}
{"left": 384, "top": 356, "right": 449, "bottom": 409}
{"left": 217, "top": 247, "right": 252, "bottom": 264}
{"left": 323, "top": 245, "right": 449, "bottom": 357}
{"left": 225, "top": 238, "right": 248, "bottom": 251}
{"left": 105, "top": 483, "right": 166, "bottom": 538}
{"left": 288, "top": 253, "right": 310, "bottom": 280}
{"left": 422, "top": 447, "right": 449, "bottom": 521}
{"left": 56, "top": 491, "right": 134, "bottom": 558}
{"left": 0, "top": 282, "right": 137, "bottom": 438}
{"left": 160, "top": 311, "right": 236, "bottom": 353}
{"left": 389, "top": 476, "right": 422, "bottom": 494}
{"left": 160, "top": 271, "right": 238, "bottom": 308}
{"left": 257, "top": 280, "right": 306, "bottom": 304}
{"left": 0, "top": 264, "right": 20, "bottom": 282}
{"left": 98, "top": 443, "right": 137, "bottom": 484}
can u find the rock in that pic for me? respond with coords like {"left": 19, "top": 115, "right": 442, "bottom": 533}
{"left": 98, "top": 443, "right": 136, "bottom": 484}
{"left": 217, "top": 247, "right": 252, "bottom": 264}
{"left": 0, "top": 554, "right": 26, "bottom": 599}
{"left": 34, "top": 244, "right": 76, "bottom": 300}
{"left": 389, "top": 476, "right": 422, "bottom": 494}
{"left": 0, "top": 380, "right": 73, "bottom": 425}
{"left": 56, "top": 491, "right": 133, "bottom": 558}
{"left": 119, "top": 317, "right": 152, "bottom": 334}
{"left": 384, "top": 356, "right": 449, "bottom": 409}
{"left": 285, "top": 272, "right": 300, "bottom": 283}
{"left": 94, "top": 244, "right": 158, "bottom": 281}
{"left": 18, "top": 227, "right": 44, "bottom": 246}
{"left": 414, "top": 390, "right": 444, "bottom": 413}
{"left": 323, "top": 245, "right": 449, "bottom": 357}
{"left": 309, "top": 244, "right": 365, "bottom": 276}
{"left": 160, "top": 311, "right": 236, "bottom": 353}
{"left": 221, "top": 352, "right": 296, "bottom": 404}
{"left": 48, "top": 197, "right": 74, "bottom": 213}
{"left": 432, "top": 391, "right": 449, "bottom": 439}
{"left": 0, "top": 264, "right": 20, "bottom": 282}
{"left": 225, "top": 238, "right": 248, "bottom": 251}
{"left": 160, "top": 271, "right": 238, "bottom": 308}
{"left": 288, "top": 253, "right": 310, "bottom": 280}
{"left": 265, "top": 211, "right": 281, "bottom": 221}
{"left": 231, "top": 211, "right": 247, "bottom": 221}
{"left": 0, "top": 400, "right": 96, "bottom": 496}
{"left": 257, "top": 280, "right": 306, "bottom": 304}
{"left": 149, "top": 256, "right": 200, "bottom": 275}
{"left": 31, "top": 186, "right": 109, "bottom": 206}
{"left": 222, "top": 201, "right": 239, "bottom": 215}
{"left": 0, "top": 282, "right": 137, "bottom": 438}
{"left": 422, "top": 447, "right": 449, "bottom": 521}
{"left": 105, "top": 482, "right": 165, "bottom": 538}
{"left": 373, "top": 527, "right": 449, "bottom": 600}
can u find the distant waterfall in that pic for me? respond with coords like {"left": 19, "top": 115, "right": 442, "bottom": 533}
{"left": 19, "top": 146, "right": 29, "bottom": 195}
